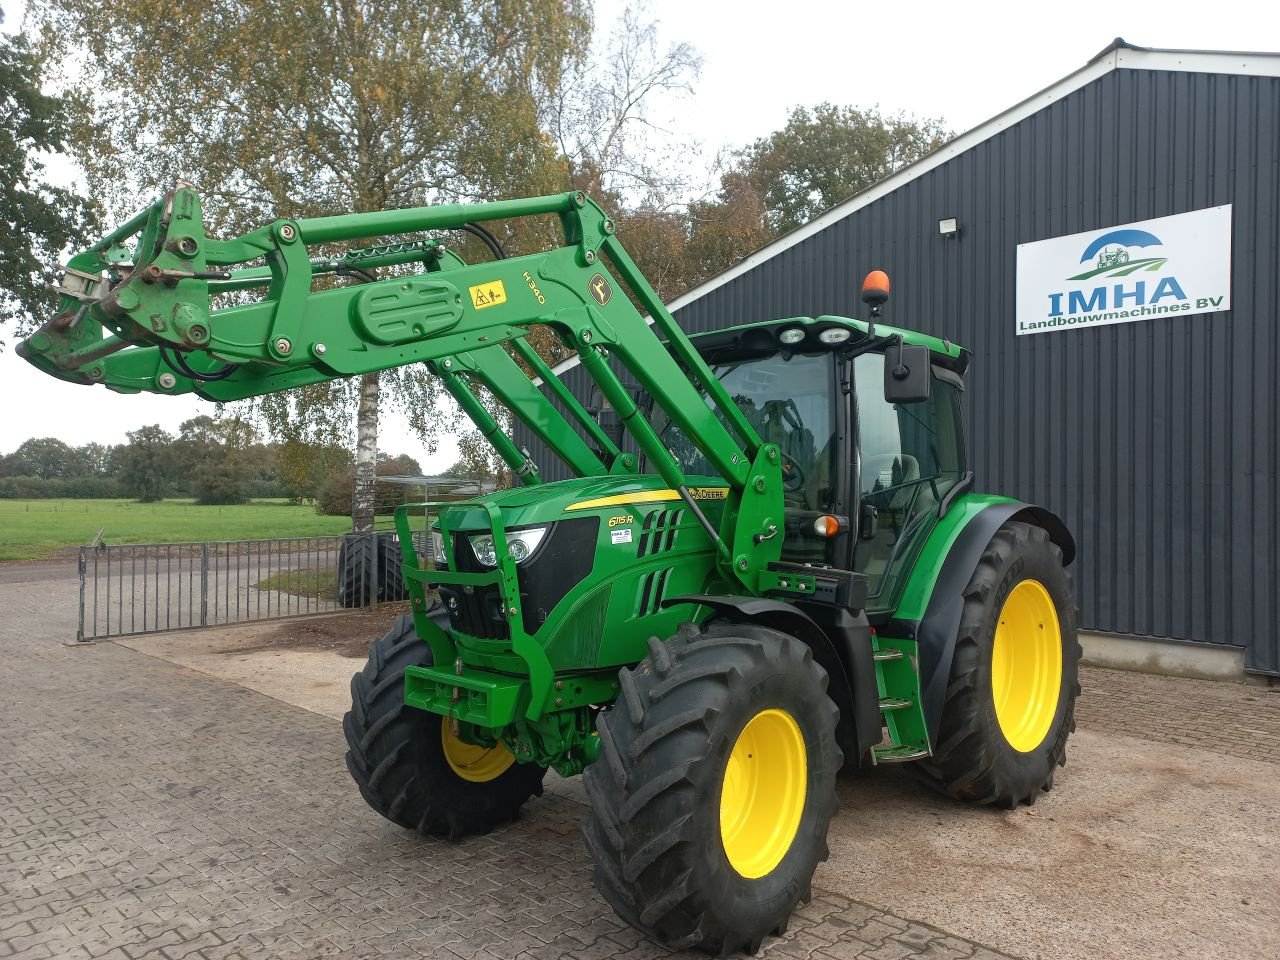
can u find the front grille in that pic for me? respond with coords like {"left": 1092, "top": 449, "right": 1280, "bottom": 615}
{"left": 437, "top": 581, "right": 509, "bottom": 640}
{"left": 432, "top": 533, "right": 511, "bottom": 640}
{"left": 429, "top": 519, "right": 599, "bottom": 640}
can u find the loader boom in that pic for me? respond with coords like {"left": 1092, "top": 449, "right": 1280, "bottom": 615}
{"left": 18, "top": 185, "right": 785, "bottom": 590}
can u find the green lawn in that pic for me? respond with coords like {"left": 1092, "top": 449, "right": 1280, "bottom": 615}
{"left": 0, "top": 499, "right": 352, "bottom": 562}
{"left": 256, "top": 566, "right": 339, "bottom": 601}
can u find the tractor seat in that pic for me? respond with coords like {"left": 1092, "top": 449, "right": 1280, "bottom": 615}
{"left": 863, "top": 454, "right": 920, "bottom": 512}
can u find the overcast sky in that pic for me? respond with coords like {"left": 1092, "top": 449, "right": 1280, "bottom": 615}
{"left": 3, "top": 0, "right": 1276, "bottom": 466}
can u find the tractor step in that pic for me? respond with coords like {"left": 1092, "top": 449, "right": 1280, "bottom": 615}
{"left": 872, "top": 745, "right": 931, "bottom": 763}
{"left": 871, "top": 633, "right": 931, "bottom": 764}
{"left": 878, "top": 697, "right": 913, "bottom": 711}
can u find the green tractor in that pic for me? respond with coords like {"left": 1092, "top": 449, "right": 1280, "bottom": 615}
{"left": 21, "top": 185, "right": 1080, "bottom": 955}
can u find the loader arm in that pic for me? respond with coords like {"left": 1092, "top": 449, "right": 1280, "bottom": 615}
{"left": 18, "top": 185, "right": 784, "bottom": 591}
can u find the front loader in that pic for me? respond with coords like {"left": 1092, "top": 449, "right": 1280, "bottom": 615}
{"left": 21, "top": 184, "right": 1081, "bottom": 955}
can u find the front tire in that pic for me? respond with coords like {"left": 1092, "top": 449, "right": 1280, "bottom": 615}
{"left": 913, "top": 521, "right": 1081, "bottom": 807}
{"left": 584, "top": 622, "right": 841, "bottom": 955}
{"left": 343, "top": 614, "right": 546, "bottom": 837}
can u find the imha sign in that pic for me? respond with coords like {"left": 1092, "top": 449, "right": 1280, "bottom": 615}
{"left": 1016, "top": 206, "right": 1233, "bottom": 335}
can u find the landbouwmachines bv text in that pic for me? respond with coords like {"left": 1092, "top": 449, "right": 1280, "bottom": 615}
{"left": 21, "top": 185, "right": 1080, "bottom": 955}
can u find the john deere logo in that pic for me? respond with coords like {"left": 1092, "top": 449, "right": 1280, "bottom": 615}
{"left": 588, "top": 273, "right": 612, "bottom": 306}
{"left": 1067, "top": 229, "right": 1167, "bottom": 280}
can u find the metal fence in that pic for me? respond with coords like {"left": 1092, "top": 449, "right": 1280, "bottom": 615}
{"left": 75, "top": 532, "right": 416, "bottom": 642}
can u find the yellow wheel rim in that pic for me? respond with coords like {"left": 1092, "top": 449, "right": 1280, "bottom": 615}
{"left": 719, "top": 708, "right": 807, "bottom": 879}
{"left": 991, "top": 579, "right": 1063, "bottom": 752}
{"left": 440, "top": 721, "right": 516, "bottom": 783}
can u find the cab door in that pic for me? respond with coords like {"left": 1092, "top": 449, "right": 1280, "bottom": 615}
{"left": 849, "top": 352, "right": 967, "bottom": 613}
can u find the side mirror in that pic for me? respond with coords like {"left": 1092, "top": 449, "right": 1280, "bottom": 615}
{"left": 884, "top": 342, "right": 931, "bottom": 404}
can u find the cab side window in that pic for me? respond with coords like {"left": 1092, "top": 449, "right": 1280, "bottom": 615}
{"left": 853, "top": 352, "right": 965, "bottom": 606}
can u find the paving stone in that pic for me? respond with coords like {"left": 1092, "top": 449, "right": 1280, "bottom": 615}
{"left": 1075, "top": 665, "right": 1280, "bottom": 762}
{"left": 912, "top": 942, "right": 971, "bottom": 960}
{"left": 0, "top": 574, "right": 1013, "bottom": 959}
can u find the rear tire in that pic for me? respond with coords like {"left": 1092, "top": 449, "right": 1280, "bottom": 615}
{"left": 343, "top": 614, "right": 546, "bottom": 837}
{"left": 584, "top": 622, "right": 841, "bottom": 955}
{"left": 912, "top": 521, "right": 1081, "bottom": 807}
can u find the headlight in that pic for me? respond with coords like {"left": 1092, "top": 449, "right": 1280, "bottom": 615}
{"left": 469, "top": 526, "right": 548, "bottom": 567}
{"left": 778, "top": 327, "right": 806, "bottom": 345}
{"left": 429, "top": 530, "right": 446, "bottom": 565}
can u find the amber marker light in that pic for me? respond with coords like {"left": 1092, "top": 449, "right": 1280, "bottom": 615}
{"left": 860, "top": 270, "right": 891, "bottom": 306}
{"left": 813, "top": 515, "right": 845, "bottom": 537}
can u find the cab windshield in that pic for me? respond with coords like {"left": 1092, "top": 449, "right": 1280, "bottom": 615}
{"left": 654, "top": 351, "right": 836, "bottom": 562}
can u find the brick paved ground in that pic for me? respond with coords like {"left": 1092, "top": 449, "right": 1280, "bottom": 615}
{"left": 1076, "top": 664, "right": 1280, "bottom": 763}
{"left": 0, "top": 574, "right": 1016, "bottom": 960}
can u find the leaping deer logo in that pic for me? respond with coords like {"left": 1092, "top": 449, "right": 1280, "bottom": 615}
{"left": 589, "top": 273, "right": 613, "bottom": 306}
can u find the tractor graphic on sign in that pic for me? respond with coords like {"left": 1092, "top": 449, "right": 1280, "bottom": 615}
{"left": 1096, "top": 245, "right": 1130, "bottom": 270}
{"left": 1069, "top": 229, "right": 1167, "bottom": 281}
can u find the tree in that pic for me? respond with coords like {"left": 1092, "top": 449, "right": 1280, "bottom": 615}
{"left": 548, "top": 2, "right": 701, "bottom": 206}
{"left": 627, "top": 105, "right": 952, "bottom": 299}
{"left": 377, "top": 452, "right": 423, "bottom": 476}
{"left": 73, "top": 442, "right": 112, "bottom": 477}
{"left": 30, "top": 0, "right": 592, "bottom": 532}
{"left": 738, "top": 104, "right": 950, "bottom": 236}
{"left": 275, "top": 439, "right": 353, "bottom": 503}
{"left": 174, "top": 415, "right": 259, "bottom": 504}
{"left": 0, "top": 11, "right": 97, "bottom": 339}
{"left": 682, "top": 169, "right": 773, "bottom": 292}
{"left": 315, "top": 451, "right": 425, "bottom": 517}
{"left": 3, "top": 437, "right": 76, "bottom": 479}
{"left": 543, "top": 2, "right": 702, "bottom": 309}
{"left": 445, "top": 429, "right": 511, "bottom": 489}
{"left": 115, "top": 425, "right": 174, "bottom": 502}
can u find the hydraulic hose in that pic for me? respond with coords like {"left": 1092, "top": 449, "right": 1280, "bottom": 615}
{"left": 160, "top": 346, "right": 240, "bottom": 382}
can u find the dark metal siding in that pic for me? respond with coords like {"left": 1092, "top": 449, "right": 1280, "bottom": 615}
{"left": 517, "top": 68, "right": 1280, "bottom": 674}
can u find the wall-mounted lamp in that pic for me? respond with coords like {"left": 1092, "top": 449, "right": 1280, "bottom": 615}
{"left": 938, "top": 217, "right": 959, "bottom": 239}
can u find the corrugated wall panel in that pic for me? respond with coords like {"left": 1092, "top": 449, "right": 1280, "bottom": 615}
{"left": 515, "top": 68, "right": 1280, "bottom": 673}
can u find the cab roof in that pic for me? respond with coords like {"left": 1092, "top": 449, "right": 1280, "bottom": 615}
{"left": 687, "top": 315, "right": 970, "bottom": 373}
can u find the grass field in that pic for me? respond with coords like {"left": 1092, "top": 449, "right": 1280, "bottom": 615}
{"left": 256, "top": 567, "right": 338, "bottom": 601}
{"left": 0, "top": 499, "right": 352, "bottom": 562}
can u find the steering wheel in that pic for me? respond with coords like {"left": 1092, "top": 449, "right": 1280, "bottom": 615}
{"left": 780, "top": 452, "right": 806, "bottom": 493}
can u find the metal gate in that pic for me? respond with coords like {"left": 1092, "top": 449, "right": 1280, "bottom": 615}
{"left": 75, "top": 532, "right": 409, "bottom": 642}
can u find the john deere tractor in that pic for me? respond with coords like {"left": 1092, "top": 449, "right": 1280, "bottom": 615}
{"left": 22, "top": 185, "right": 1080, "bottom": 955}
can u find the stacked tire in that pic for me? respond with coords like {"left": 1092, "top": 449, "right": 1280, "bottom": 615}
{"left": 336, "top": 532, "right": 409, "bottom": 607}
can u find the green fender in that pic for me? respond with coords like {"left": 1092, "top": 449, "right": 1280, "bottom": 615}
{"left": 888, "top": 492, "right": 1075, "bottom": 742}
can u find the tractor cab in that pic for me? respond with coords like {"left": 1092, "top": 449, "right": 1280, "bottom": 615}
{"left": 662, "top": 283, "right": 969, "bottom": 616}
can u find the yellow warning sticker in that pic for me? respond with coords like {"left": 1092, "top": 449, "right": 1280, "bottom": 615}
{"left": 469, "top": 280, "right": 507, "bottom": 310}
